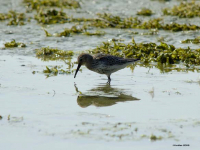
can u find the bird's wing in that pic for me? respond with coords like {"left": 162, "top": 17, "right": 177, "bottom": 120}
{"left": 94, "top": 54, "right": 138, "bottom": 66}
{"left": 93, "top": 53, "right": 108, "bottom": 59}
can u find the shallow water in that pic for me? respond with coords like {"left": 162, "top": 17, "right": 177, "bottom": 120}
{"left": 1, "top": 0, "right": 200, "bottom": 149}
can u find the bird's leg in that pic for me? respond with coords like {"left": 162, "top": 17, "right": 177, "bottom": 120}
{"left": 107, "top": 75, "right": 111, "bottom": 84}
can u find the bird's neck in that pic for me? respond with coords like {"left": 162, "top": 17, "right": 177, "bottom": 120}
{"left": 85, "top": 56, "right": 94, "bottom": 70}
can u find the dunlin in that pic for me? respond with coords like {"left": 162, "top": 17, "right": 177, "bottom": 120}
{"left": 74, "top": 53, "right": 139, "bottom": 83}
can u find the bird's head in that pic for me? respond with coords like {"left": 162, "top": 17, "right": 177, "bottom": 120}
{"left": 74, "top": 53, "right": 93, "bottom": 78}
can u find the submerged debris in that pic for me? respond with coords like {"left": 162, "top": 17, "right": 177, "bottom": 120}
{"left": 4, "top": 40, "right": 26, "bottom": 48}
{"left": 137, "top": 8, "right": 153, "bottom": 16}
{"left": 35, "top": 47, "right": 74, "bottom": 61}
{"left": 163, "top": 1, "right": 200, "bottom": 18}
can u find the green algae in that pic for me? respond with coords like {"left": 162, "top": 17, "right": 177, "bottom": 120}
{"left": 33, "top": 10, "right": 200, "bottom": 31}
{"left": 0, "top": 11, "right": 26, "bottom": 26}
{"left": 150, "top": 134, "right": 163, "bottom": 140}
{"left": 83, "top": 30, "right": 105, "bottom": 36}
{"left": 34, "top": 9, "right": 69, "bottom": 24}
{"left": 87, "top": 13, "right": 200, "bottom": 31}
{"left": 4, "top": 40, "right": 26, "bottom": 48}
{"left": 43, "top": 66, "right": 72, "bottom": 75}
{"left": 34, "top": 9, "right": 94, "bottom": 24}
{"left": 23, "top": 0, "right": 80, "bottom": 10}
{"left": 44, "top": 25, "right": 87, "bottom": 37}
{"left": 0, "top": 13, "right": 10, "bottom": 20}
{"left": 7, "top": 11, "right": 26, "bottom": 26}
{"left": 44, "top": 26, "right": 105, "bottom": 37}
{"left": 137, "top": 8, "right": 153, "bottom": 16}
{"left": 129, "top": 29, "right": 158, "bottom": 35}
{"left": 181, "top": 37, "right": 200, "bottom": 44}
{"left": 70, "top": 121, "right": 175, "bottom": 141}
{"left": 163, "top": 1, "right": 200, "bottom": 18}
{"left": 35, "top": 47, "right": 74, "bottom": 61}
{"left": 43, "top": 65, "right": 77, "bottom": 77}
{"left": 89, "top": 38, "right": 200, "bottom": 67}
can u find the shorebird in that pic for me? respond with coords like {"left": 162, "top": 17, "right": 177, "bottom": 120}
{"left": 74, "top": 53, "right": 139, "bottom": 83}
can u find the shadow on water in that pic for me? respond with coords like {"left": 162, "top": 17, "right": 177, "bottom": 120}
{"left": 74, "top": 83, "right": 140, "bottom": 108}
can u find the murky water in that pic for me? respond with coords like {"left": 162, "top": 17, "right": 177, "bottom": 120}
{"left": 1, "top": 0, "right": 200, "bottom": 149}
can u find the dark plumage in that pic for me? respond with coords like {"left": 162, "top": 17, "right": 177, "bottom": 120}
{"left": 74, "top": 53, "right": 139, "bottom": 83}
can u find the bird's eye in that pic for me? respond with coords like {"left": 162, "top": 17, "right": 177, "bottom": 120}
{"left": 80, "top": 58, "right": 83, "bottom": 61}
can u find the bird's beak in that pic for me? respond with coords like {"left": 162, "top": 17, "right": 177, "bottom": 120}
{"left": 74, "top": 63, "right": 81, "bottom": 78}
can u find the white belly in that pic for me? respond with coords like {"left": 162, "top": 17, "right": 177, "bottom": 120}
{"left": 90, "top": 63, "right": 132, "bottom": 75}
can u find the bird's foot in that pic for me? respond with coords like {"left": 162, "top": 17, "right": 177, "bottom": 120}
{"left": 107, "top": 79, "right": 111, "bottom": 85}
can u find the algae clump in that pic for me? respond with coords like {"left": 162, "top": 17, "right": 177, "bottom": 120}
{"left": 23, "top": 0, "right": 80, "bottom": 10}
{"left": 44, "top": 25, "right": 87, "bottom": 37}
{"left": 89, "top": 38, "right": 200, "bottom": 67}
{"left": 181, "top": 37, "right": 200, "bottom": 44}
{"left": 137, "top": 8, "right": 153, "bottom": 16}
{"left": 34, "top": 9, "right": 69, "bottom": 24}
{"left": 83, "top": 31, "right": 105, "bottom": 36}
{"left": 163, "top": 1, "right": 200, "bottom": 18}
{"left": 36, "top": 47, "right": 74, "bottom": 61}
{"left": 150, "top": 134, "right": 162, "bottom": 140}
{"left": 4, "top": 40, "right": 26, "bottom": 48}
{"left": 44, "top": 25, "right": 105, "bottom": 37}
{"left": 87, "top": 13, "right": 200, "bottom": 31}
{"left": 0, "top": 11, "right": 27, "bottom": 26}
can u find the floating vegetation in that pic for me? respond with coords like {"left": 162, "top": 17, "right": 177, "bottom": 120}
{"left": 88, "top": 13, "right": 200, "bottom": 31}
{"left": 44, "top": 25, "right": 105, "bottom": 37}
{"left": 4, "top": 40, "right": 26, "bottom": 48}
{"left": 83, "top": 30, "right": 105, "bottom": 36}
{"left": 35, "top": 47, "right": 74, "bottom": 61}
{"left": 33, "top": 11, "right": 200, "bottom": 31}
{"left": 34, "top": 9, "right": 69, "bottom": 24}
{"left": 0, "top": 11, "right": 26, "bottom": 25}
{"left": 23, "top": 0, "right": 80, "bottom": 10}
{"left": 89, "top": 38, "right": 200, "bottom": 67}
{"left": 129, "top": 29, "right": 158, "bottom": 35}
{"left": 7, "top": 115, "right": 23, "bottom": 122}
{"left": 150, "top": 134, "right": 163, "bottom": 140}
{"left": 137, "top": 8, "right": 153, "bottom": 16}
{"left": 44, "top": 25, "right": 87, "bottom": 37}
{"left": 181, "top": 37, "right": 200, "bottom": 44}
{"left": 163, "top": 1, "right": 200, "bottom": 18}
{"left": 43, "top": 65, "right": 77, "bottom": 77}
{"left": 67, "top": 121, "right": 175, "bottom": 141}
{"left": 0, "top": 13, "right": 10, "bottom": 20}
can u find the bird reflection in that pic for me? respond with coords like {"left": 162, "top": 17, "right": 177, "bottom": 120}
{"left": 74, "top": 83, "right": 140, "bottom": 108}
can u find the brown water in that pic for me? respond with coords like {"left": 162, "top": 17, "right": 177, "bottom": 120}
{"left": 0, "top": 0, "right": 200, "bottom": 149}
